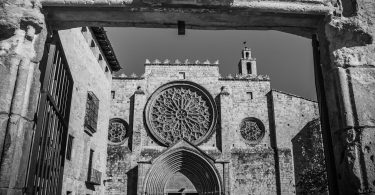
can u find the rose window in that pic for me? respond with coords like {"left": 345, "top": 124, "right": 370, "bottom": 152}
{"left": 108, "top": 119, "right": 128, "bottom": 144}
{"left": 239, "top": 118, "right": 265, "bottom": 143}
{"left": 145, "top": 81, "right": 217, "bottom": 146}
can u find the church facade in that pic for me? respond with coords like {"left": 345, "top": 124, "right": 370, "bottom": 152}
{"left": 105, "top": 48, "right": 323, "bottom": 195}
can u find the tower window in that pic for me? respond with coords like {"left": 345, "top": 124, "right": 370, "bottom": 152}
{"left": 247, "top": 62, "right": 252, "bottom": 74}
{"left": 246, "top": 52, "right": 249, "bottom": 59}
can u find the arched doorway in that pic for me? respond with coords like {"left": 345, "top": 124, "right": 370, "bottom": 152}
{"left": 143, "top": 146, "right": 223, "bottom": 195}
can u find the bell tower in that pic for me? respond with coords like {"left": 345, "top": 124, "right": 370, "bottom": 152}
{"left": 238, "top": 47, "right": 257, "bottom": 75}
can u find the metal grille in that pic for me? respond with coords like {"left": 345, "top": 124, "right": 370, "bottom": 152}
{"left": 84, "top": 91, "right": 99, "bottom": 134}
{"left": 26, "top": 35, "right": 73, "bottom": 195}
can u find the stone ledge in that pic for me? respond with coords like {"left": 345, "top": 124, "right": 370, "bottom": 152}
{"left": 41, "top": 0, "right": 332, "bottom": 16}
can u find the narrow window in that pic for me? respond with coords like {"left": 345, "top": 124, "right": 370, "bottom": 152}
{"left": 66, "top": 135, "right": 74, "bottom": 160}
{"left": 178, "top": 20, "right": 185, "bottom": 35}
{"left": 111, "top": 91, "right": 115, "bottom": 99}
{"left": 105, "top": 66, "right": 109, "bottom": 73}
{"left": 247, "top": 92, "right": 253, "bottom": 100}
{"left": 87, "top": 149, "right": 94, "bottom": 181}
{"left": 178, "top": 72, "right": 186, "bottom": 79}
{"left": 98, "top": 54, "right": 103, "bottom": 61}
{"left": 84, "top": 92, "right": 99, "bottom": 135}
{"left": 246, "top": 62, "right": 252, "bottom": 74}
{"left": 245, "top": 52, "right": 249, "bottom": 59}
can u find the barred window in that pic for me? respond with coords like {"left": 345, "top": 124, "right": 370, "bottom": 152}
{"left": 85, "top": 91, "right": 99, "bottom": 135}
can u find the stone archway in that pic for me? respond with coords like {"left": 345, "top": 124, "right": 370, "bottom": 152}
{"left": 1, "top": 0, "right": 375, "bottom": 194}
{"left": 143, "top": 146, "right": 223, "bottom": 195}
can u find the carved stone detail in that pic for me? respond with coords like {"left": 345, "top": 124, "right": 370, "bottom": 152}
{"left": 145, "top": 81, "right": 217, "bottom": 146}
{"left": 108, "top": 119, "right": 128, "bottom": 144}
{"left": 240, "top": 117, "right": 265, "bottom": 144}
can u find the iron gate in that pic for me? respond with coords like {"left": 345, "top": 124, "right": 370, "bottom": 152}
{"left": 26, "top": 34, "right": 73, "bottom": 194}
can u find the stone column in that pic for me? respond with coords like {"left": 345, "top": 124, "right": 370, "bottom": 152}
{"left": 320, "top": 2, "right": 375, "bottom": 194}
{"left": 0, "top": 0, "right": 46, "bottom": 194}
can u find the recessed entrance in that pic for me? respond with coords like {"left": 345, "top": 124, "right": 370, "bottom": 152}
{"left": 143, "top": 144, "right": 223, "bottom": 195}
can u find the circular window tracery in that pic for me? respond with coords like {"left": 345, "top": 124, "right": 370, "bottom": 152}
{"left": 145, "top": 81, "right": 217, "bottom": 146}
{"left": 108, "top": 118, "right": 128, "bottom": 144}
{"left": 239, "top": 117, "right": 265, "bottom": 144}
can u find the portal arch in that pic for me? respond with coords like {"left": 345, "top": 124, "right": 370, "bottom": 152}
{"left": 143, "top": 147, "right": 223, "bottom": 195}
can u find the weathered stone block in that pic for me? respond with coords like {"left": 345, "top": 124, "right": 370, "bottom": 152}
{"left": 0, "top": 56, "right": 19, "bottom": 115}
{"left": 348, "top": 67, "right": 375, "bottom": 127}
{"left": 359, "top": 127, "right": 375, "bottom": 193}
{"left": 0, "top": 115, "right": 9, "bottom": 164}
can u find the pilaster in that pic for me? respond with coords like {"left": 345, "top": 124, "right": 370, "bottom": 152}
{"left": 0, "top": 1, "right": 46, "bottom": 194}
{"left": 320, "top": 4, "right": 375, "bottom": 192}
{"left": 132, "top": 87, "right": 146, "bottom": 162}
{"left": 219, "top": 86, "right": 233, "bottom": 159}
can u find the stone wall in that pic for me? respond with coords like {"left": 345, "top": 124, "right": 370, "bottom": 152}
{"left": 58, "top": 28, "right": 112, "bottom": 195}
{"left": 271, "top": 90, "right": 321, "bottom": 195}
{"left": 292, "top": 119, "right": 327, "bottom": 194}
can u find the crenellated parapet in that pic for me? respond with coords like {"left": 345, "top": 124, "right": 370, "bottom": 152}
{"left": 219, "top": 73, "right": 270, "bottom": 81}
{"left": 113, "top": 73, "right": 145, "bottom": 80}
{"left": 144, "top": 59, "right": 219, "bottom": 66}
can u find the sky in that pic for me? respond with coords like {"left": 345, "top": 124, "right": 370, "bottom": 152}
{"left": 105, "top": 27, "right": 317, "bottom": 101}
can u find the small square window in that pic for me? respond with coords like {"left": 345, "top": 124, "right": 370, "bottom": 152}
{"left": 178, "top": 72, "right": 186, "bottom": 79}
{"left": 247, "top": 92, "right": 253, "bottom": 99}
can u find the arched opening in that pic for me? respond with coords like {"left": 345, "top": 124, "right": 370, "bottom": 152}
{"left": 144, "top": 148, "right": 222, "bottom": 195}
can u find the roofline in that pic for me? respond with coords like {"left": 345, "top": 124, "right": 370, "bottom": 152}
{"left": 90, "top": 27, "right": 122, "bottom": 72}
{"left": 271, "top": 89, "right": 318, "bottom": 103}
